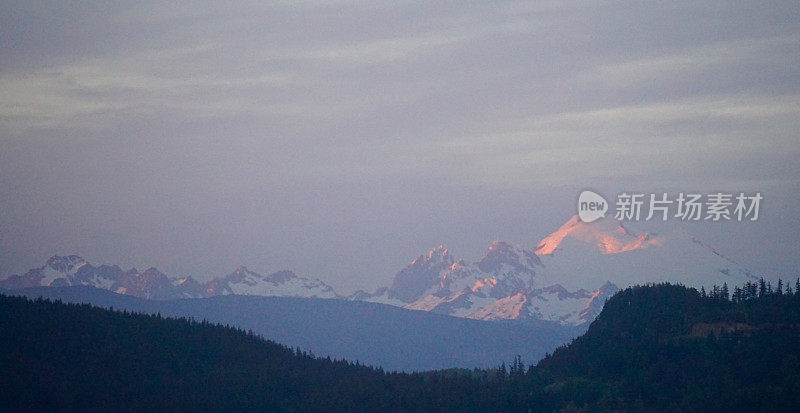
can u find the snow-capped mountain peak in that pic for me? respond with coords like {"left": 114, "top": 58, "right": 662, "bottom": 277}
{"left": 478, "top": 240, "right": 541, "bottom": 274}
{"left": 1, "top": 258, "right": 340, "bottom": 301}
{"left": 0, "top": 215, "right": 760, "bottom": 327}
{"left": 37, "top": 255, "right": 90, "bottom": 287}
{"left": 359, "top": 215, "right": 757, "bottom": 326}
{"left": 390, "top": 245, "right": 456, "bottom": 302}
{"left": 534, "top": 215, "right": 661, "bottom": 255}
{"left": 201, "top": 266, "right": 338, "bottom": 299}
{"left": 534, "top": 216, "right": 755, "bottom": 292}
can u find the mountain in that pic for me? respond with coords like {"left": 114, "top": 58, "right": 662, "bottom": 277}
{"left": 2, "top": 286, "right": 581, "bottom": 372}
{"left": 532, "top": 215, "right": 755, "bottom": 291}
{"left": 0, "top": 215, "right": 758, "bottom": 326}
{"left": 352, "top": 215, "right": 755, "bottom": 326}
{"left": 353, "top": 239, "right": 619, "bottom": 325}
{"left": 201, "top": 266, "right": 338, "bottom": 298}
{"left": 0, "top": 257, "right": 338, "bottom": 300}
{"left": 389, "top": 245, "right": 455, "bottom": 302}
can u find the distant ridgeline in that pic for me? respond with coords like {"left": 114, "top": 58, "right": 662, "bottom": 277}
{"left": 2, "top": 280, "right": 799, "bottom": 411}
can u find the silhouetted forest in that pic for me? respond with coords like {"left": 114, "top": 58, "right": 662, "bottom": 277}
{"left": 2, "top": 279, "right": 800, "bottom": 411}
{"left": 533, "top": 279, "right": 800, "bottom": 411}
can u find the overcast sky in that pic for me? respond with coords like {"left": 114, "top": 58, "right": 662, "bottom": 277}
{"left": 1, "top": 1, "right": 799, "bottom": 292}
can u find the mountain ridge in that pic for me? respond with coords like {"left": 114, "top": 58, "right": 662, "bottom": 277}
{"left": 2, "top": 285, "right": 582, "bottom": 372}
{"left": 351, "top": 215, "right": 755, "bottom": 325}
{"left": 0, "top": 215, "right": 757, "bottom": 326}
{"left": 0, "top": 257, "right": 339, "bottom": 301}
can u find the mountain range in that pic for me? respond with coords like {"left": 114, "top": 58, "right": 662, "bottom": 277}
{"left": 0, "top": 215, "right": 755, "bottom": 326}
{"left": 356, "top": 215, "right": 755, "bottom": 325}
{"left": 0, "top": 255, "right": 338, "bottom": 301}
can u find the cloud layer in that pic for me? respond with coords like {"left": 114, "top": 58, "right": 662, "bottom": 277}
{"left": 2, "top": 1, "right": 798, "bottom": 290}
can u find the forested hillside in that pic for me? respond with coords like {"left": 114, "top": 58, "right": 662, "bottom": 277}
{"left": 2, "top": 280, "right": 800, "bottom": 411}
{"left": 533, "top": 281, "right": 800, "bottom": 411}
{"left": 0, "top": 294, "right": 516, "bottom": 411}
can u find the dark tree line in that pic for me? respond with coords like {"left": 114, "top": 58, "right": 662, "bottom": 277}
{"left": 702, "top": 277, "right": 800, "bottom": 302}
{"left": 2, "top": 278, "right": 800, "bottom": 412}
{"left": 0, "top": 294, "right": 521, "bottom": 411}
{"left": 531, "top": 281, "right": 800, "bottom": 411}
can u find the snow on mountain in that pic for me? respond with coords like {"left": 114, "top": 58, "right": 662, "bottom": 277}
{"left": 205, "top": 266, "right": 339, "bottom": 299}
{"left": 355, "top": 215, "right": 755, "bottom": 325}
{"left": 372, "top": 240, "right": 605, "bottom": 325}
{"left": 0, "top": 255, "right": 89, "bottom": 288}
{"left": 115, "top": 267, "right": 182, "bottom": 300}
{"left": 0, "top": 257, "right": 340, "bottom": 301}
{"left": 0, "top": 215, "right": 758, "bottom": 326}
{"left": 535, "top": 215, "right": 661, "bottom": 255}
{"left": 346, "top": 287, "right": 408, "bottom": 307}
{"left": 473, "top": 241, "right": 541, "bottom": 297}
{"left": 533, "top": 216, "right": 755, "bottom": 291}
{"left": 579, "top": 281, "right": 619, "bottom": 321}
{"left": 1, "top": 255, "right": 91, "bottom": 289}
{"left": 389, "top": 245, "right": 454, "bottom": 302}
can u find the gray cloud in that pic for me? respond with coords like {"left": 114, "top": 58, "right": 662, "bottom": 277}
{"left": 1, "top": 0, "right": 798, "bottom": 291}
